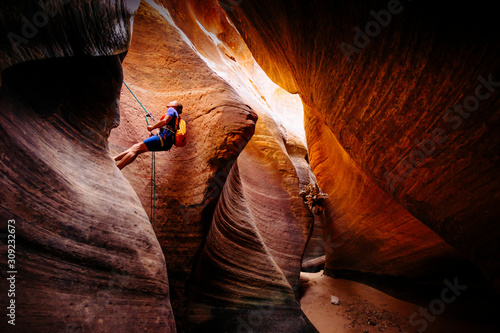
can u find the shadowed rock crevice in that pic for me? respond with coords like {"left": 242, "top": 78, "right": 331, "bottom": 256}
{"left": 1, "top": 55, "right": 123, "bottom": 148}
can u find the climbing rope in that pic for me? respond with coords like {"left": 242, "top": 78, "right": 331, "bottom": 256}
{"left": 123, "top": 80, "right": 156, "bottom": 230}
{"left": 151, "top": 145, "right": 156, "bottom": 231}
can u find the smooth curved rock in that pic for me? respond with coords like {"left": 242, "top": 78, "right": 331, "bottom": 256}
{"left": 0, "top": 55, "right": 175, "bottom": 332}
{"left": 222, "top": 0, "right": 500, "bottom": 287}
{"left": 237, "top": 116, "right": 314, "bottom": 293}
{"left": 109, "top": 1, "right": 318, "bottom": 330}
{"left": 0, "top": 1, "right": 176, "bottom": 331}
{"left": 305, "top": 104, "right": 470, "bottom": 278}
{"left": 0, "top": 0, "right": 140, "bottom": 71}
{"left": 187, "top": 156, "right": 317, "bottom": 332}
{"left": 108, "top": 1, "right": 258, "bottom": 329}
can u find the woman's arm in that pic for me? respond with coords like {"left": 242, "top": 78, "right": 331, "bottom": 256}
{"left": 147, "top": 115, "right": 171, "bottom": 132}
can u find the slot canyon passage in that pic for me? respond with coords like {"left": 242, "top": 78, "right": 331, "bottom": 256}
{"left": 0, "top": 0, "right": 499, "bottom": 332}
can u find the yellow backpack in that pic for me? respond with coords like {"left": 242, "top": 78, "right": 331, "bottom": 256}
{"left": 174, "top": 115, "right": 187, "bottom": 147}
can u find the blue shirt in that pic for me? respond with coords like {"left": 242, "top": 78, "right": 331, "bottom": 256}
{"left": 160, "top": 107, "right": 178, "bottom": 139}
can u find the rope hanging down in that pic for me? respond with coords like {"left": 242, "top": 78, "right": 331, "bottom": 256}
{"left": 123, "top": 81, "right": 156, "bottom": 230}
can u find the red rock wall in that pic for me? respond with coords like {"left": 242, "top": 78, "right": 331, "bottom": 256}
{"left": 222, "top": 0, "right": 500, "bottom": 287}
{"left": 108, "top": 1, "right": 259, "bottom": 328}
{"left": 305, "top": 104, "right": 469, "bottom": 278}
{"left": 0, "top": 55, "right": 176, "bottom": 332}
{"left": 109, "top": 1, "right": 318, "bottom": 330}
{"left": 185, "top": 114, "right": 317, "bottom": 331}
{"left": 0, "top": 0, "right": 140, "bottom": 70}
{"left": 186, "top": 160, "right": 316, "bottom": 332}
{"left": 0, "top": 1, "right": 176, "bottom": 332}
{"left": 5, "top": 0, "right": 498, "bottom": 331}
{"left": 239, "top": 121, "right": 312, "bottom": 291}
{"left": 0, "top": 0, "right": 317, "bottom": 331}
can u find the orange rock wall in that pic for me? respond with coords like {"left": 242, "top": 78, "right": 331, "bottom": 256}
{"left": 222, "top": 0, "right": 500, "bottom": 287}
{"left": 108, "top": 1, "right": 257, "bottom": 327}
{"left": 109, "top": 1, "right": 316, "bottom": 330}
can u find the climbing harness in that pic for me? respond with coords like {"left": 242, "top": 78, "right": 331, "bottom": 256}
{"left": 122, "top": 80, "right": 156, "bottom": 230}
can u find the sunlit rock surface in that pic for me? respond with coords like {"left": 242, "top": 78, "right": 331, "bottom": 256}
{"left": 305, "top": 104, "right": 469, "bottom": 278}
{"left": 108, "top": 0, "right": 316, "bottom": 330}
{"left": 109, "top": 0, "right": 258, "bottom": 327}
{"left": 223, "top": 0, "right": 500, "bottom": 287}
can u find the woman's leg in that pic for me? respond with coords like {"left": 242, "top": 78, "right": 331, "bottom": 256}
{"left": 116, "top": 142, "right": 149, "bottom": 170}
{"left": 113, "top": 149, "right": 129, "bottom": 162}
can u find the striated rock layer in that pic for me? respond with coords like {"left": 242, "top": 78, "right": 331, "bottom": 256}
{"left": 305, "top": 104, "right": 470, "bottom": 278}
{"left": 186, "top": 113, "right": 317, "bottom": 332}
{"left": 109, "top": 0, "right": 318, "bottom": 331}
{"left": 1, "top": 0, "right": 318, "bottom": 332}
{"left": 0, "top": 0, "right": 140, "bottom": 71}
{"left": 222, "top": 0, "right": 500, "bottom": 287}
{"left": 0, "top": 1, "right": 176, "bottom": 332}
{"left": 187, "top": 161, "right": 316, "bottom": 333}
{"left": 108, "top": 0, "right": 258, "bottom": 328}
{"left": 0, "top": 55, "right": 175, "bottom": 332}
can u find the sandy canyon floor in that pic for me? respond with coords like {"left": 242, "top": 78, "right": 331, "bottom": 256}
{"left": 300, "top": 272, "right": 496, "bottom": 333}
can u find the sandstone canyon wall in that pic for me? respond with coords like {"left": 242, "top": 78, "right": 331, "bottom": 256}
{"left": 0, "top": 1, "right": 176, "bottom": 332}
{"left": 108, "top": 1, "right": 318, "bottom": 330}
{"left": 222, "top": 0, "right": 500, "bottom": 288}
{"left": 1, "top": 0, "right": 499, "bottom": 332}
{"left": 1, "top": 0, "right": 319, "bottom": 331}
